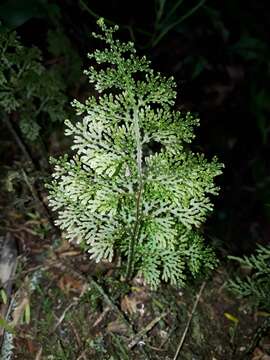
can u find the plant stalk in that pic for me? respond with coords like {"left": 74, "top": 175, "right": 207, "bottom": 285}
{"left": 125, "top": 107, "right": 143, "bottom": 280}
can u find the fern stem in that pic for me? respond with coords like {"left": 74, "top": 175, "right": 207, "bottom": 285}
{"left": 133, "top": 106, "right": 142, "bottom": 177}
{"left": 125, "top": 107, "right": 143, "bottom": 280}
{"left": 126, "top": 181, "right": 143, "bottom": 280}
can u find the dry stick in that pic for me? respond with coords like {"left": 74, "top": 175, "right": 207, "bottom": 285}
{"left": 50, "top": 301, "right": 78, "bottom": 334}
{"left": 21, "top": 168, "right": 59, "bottom": 233}
{"left": 128, "top": 312, "right": 168, "bottom": 349}
{"left": 34, "top": 346, "right": 43, "bottom": 360}
{"left": 3, "top": 115, "right": 57, "bottom": 232}
{"left": 158, "top": 325, "right": 177, "bottom": 350}
{"left": 93, "top": 306, "right": 110, "bottom": 327}
{"left": 88, "top": 278, "right": 132, "bottom": 330}
{"left": 2, "top": 114, "right": 33, "bottom": 166}
{"left": 88, "top": 276, "right": 150, "bottom": 359}
{"left": 54, "top": 262, "right": 150, "bottom": 359}
{"left": 68, "top": 320, "right": 82, "bottom": 347}
{"left": 173, "top": 281, "right": 206, "bottom": 360}
{"left": 21, "top": 169, "right": 51, "bottom": 222}
{"left": 76, "top": 350, "right": 88, "bottom": 360}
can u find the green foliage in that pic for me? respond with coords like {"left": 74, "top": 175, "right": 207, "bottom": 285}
{"left": 228, "top": 244, "right": 270, "bottom": 310}
{"left": 47, "top": 18, "right": 223, "bottom": 289}
{"left": 0, "top": 30, "right": 66, "bottom": 141}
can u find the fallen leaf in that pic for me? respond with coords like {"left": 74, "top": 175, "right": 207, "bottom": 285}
{"left": 57, "top": 274, "right": 85, "bottom": 294}
{"left": 121, "top": 295, "right": 139, "bottom": 315}
{"left": 224, "top": 312, "right": 239, "bottom": 324}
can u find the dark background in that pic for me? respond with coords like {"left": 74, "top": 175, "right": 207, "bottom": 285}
{"left": 1, "top": 0, "right": 270, "bottom": 257}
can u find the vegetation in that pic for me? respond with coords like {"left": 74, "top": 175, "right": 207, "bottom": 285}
{"left": 228, "top": 244, "right": 270, "bottom": 311}
{"left": 0, "top": 30, "right": 66, "bottom": 142}
{"left": 0, "top": 1, "right": 270, "bottom": 358}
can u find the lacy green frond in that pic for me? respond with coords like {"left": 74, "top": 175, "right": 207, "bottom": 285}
{"left": 47, "top": 18, "right": 223, "bottom": 289}
{"left": 228, "top": 244, "right": 270, "bottom": 310}
{"left": 0, "top": 30, "right": 66, "bottom": 142}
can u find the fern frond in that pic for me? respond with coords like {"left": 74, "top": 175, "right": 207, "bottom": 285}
{"left": 47, "top": 19, "right": 223, "bottom": 289}
{"left": 228, "top": 244, "right": 270, "bottom": 310}
{"left": 0, "top": 30, "right": 66, "bottom": 142}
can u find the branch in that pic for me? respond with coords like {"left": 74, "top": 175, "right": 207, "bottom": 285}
{"left": 128, "top": 312, "right": 168, "bottom": 349}
{"left": 2, "top": 114, "right": 34, "bottom": 166}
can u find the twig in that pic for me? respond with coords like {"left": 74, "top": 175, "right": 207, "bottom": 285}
{"left": 93, "top": 306, "right": 110, "bottom": 327}
{"left": 50, "top": 301, "right": 77, "bottom": 334}
{"left": 173, "top": 281, "right": 206, "bottom": 360}
{"left": 52, "top": 260, "right": 149, "bottom": 358}
{"left": 68, "top": 320, "right": 82, "bottom": 347}
{"left": 2, "top": 114, "right": 34, "bottom": 166}
{"left": 89, "top": 278, "right": 133, "bottom": 336}
{"left": 158, "top": 325, "right": 177, "bottom": 349}
{"left": 128, "top": 312, "right": 168, "bottom": 349}
{"left": 87, "top": 275, "right": 149, "bottom": 359}
{"left": 76, "top": 350, "right": 88, "bottom": 360}
{"left": 34, "top": 346, "right": 43, "bottom": 360}
{"left": 3, "top": 114, "right": 58, "bottom": 232}
{"left": 68, "top": 319, "right": 88, "bottom": 359}
{"left": 50, "top": 272, "right": 88, "bottom": 334}
{"left": 21, "top": 169, "right": 57, "bottom": 231}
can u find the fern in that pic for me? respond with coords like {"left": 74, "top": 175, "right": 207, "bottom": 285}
{"left": 0, "top": 30, "right": 66, "bottom": 142}
{"left": 47, "top": 18, "right": 223, "bottom": 289}
{"left": 228, "top": 244, "right": 270, "bottom": 310}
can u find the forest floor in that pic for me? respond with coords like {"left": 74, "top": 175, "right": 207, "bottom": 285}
{"left": 1, "top": 212, "right": 269, "bottom": 360}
